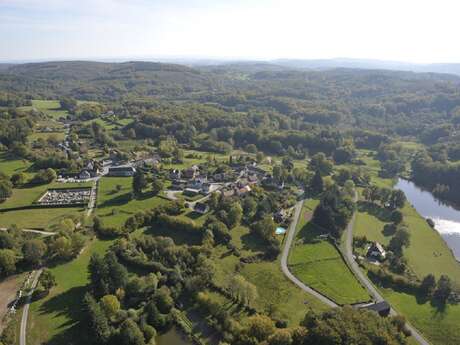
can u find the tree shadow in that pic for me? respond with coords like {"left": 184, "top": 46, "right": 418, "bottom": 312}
{"left": 357, "top": 201, "right": 393, "bottom": 222}
{"left": 382, "top": 223, "right": 397, "bottom": 237}
{"left": 97, "top": 192, "right": 132, "bottom": 207}
{"left": 297, "top": 222, "right": 323, "bottom": 243}
{"left": 37, "top": 286, "right": 93, "bottom": 345}
{"left": 144, "top": 226, "right": 201, "bottom": 246}
{"left": 240, "top": 232, "right": 266, "bottom": 253}
{"left": 184, "top": 211, "right": 202, "bottom": 220}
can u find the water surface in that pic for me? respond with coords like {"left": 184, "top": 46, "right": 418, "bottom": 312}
{"left": 395, "top": 179, "right": 460, "bottom": 260}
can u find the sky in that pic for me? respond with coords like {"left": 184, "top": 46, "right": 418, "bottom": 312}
{"left": 1, "top": 0, "right": 460, "bottom": 63}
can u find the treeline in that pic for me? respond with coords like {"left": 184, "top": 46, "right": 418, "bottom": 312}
{"left": 0, "top": 220, "right": 84, "bottom": 278}
{"left": 412, "top": 152, "right": 460, "bottom": 204}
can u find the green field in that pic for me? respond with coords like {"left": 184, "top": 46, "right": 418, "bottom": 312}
{"left": 0, "top": 207, "right": 86, "bottom": 229}
{"left": 288, "top": 201, "right": 370, "bottom": 305}
{"left": 0, "top": 181, "right": 92, "bottom": 210}
{"left": 96, "top": 176, "right": 169, "bottom": 228}
{"left": 0, "top": 153, "right": 31, "bottom": 177}
{"left": 381, "top": 288, "right": 460, "bottom": 345}
{"left": 212, "top": 226, "right": 328, "bottom": 325}
{"left": 31, "top": 100, "right": 69, "bottom": 119}
{"left": 352, "top": 164, "right": 460, "bottom": 345}
{"left": 0, "top": 181, "right": 92, "bottom": 229}
{"left": 27, "top": 239, "right": 113, "bottom": 345}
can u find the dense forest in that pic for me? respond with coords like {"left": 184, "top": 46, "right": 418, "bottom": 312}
{"left": 2, "top": 61, "right": 460, "bottom": 203}
{"left": 1, "top": 61, "right": 460, "bottom": 345}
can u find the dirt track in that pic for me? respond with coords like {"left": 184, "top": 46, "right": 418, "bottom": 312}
{"left": 0, "top": 274, "right": 22, "bottom": 331}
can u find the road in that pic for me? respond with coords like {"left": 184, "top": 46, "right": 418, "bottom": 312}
{"left": 85, "top": 180, "right": 98, "bottom": 217}
{"left": 280, "top": 199, "right": 339, "bottom": 308}
{"left": 20, "top": 269, "right": 42, "bottom": 345}
{"left": 342, "top": 195, "right": 430, "bottom": 345}
{"left": 0, "top": 228, "right": 55, "bottom": 237}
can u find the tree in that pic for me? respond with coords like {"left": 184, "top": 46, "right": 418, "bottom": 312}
{"left": 100, "top": 294, "right": 120, "bottom": 318}
{"left": 39, "top": 269, "right": 57, "bottom": 290}
{"left": 420, "top": 274, "right": 436, "bottom": 297}
{"left": 242, "top": 196, "right": 257, "bottom": 220}
{"left": 0, "top": 180, "right": 12, "bottom": 201}
{"left": 155, "top": 286, "right": 174, "bottom": 314}
{"left": 51, "top": 236, "right": 72, "bottom": 259}
{"left": 389, "top": 189, "right": 406, "bottom": 210}
{"left": 88, "top": 253, "right": 110, "bottom": 297}
{"left": 10, "top": 172, "right": 25, "bottom": 187}
{"left": 251, "top": 216, "right": 276, "bottom": 242}
{"left": 309, "top": 153, "right": 333, "bottom": 176}
{"left": 132, "top": 170, "right": 147, "bottom": 196}
{"left": 32, "top": 168, "right": 56, "bottom": 185}
{"left": 0, "top": 249, "right": 17, "bottom": 276}
{"left": 84, "top": 293, "right": 111, "bottom": 344}
{"left": 22, "top": 239, "right": 47, "bottom": 266}
{"left": 312, "top": 185, "right": 354, "bottom": 238}
{"left": 120, "top": 319, "right": 145, "bottom": 345}
{"left": 388, "top": 227, "right": 410, "bottom": 257}
{"left": 391, "top": 210, "right": 403, "bottom": 224}
{"left": 0, "top": 232, "right": 15, "bottom": 249}
{"left": 246, "top": 315, "right": 276, "bottom": 342}
{"left": 256, "top": 151, "right": 265, "bottom": 163}
{"left": 151, "top": 179, "right": 164, "bottom": 195}
{"left": 227, "top": 202, "right": 243, "bottom": 228}
{"left": 105, "top": 251, "right": 128, "bottom": 292}
{"left": 434, "top": 275, "right": 452, "bottom": 303}
{"left": 309, "top": 169, "right": 324, "bottom": 194}
{"left": 228, "top": 275, "right": 258, "bottom": 307}
{"left": 268, "top": 329, "right": 293, "bottom": 345}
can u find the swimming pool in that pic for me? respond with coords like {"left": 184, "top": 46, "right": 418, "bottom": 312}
{"left": 275, "top": 227, "right": 287, "bottom": 235}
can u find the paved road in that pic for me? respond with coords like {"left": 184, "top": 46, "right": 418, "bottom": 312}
{"left": 280, "top": 200, "right": 338, "bottom": 308}
{"left": 343, "top": 195, "right": 430, "bottom": 345}
{"left": 20, "top": 269, "right": 42, "bottom": 345}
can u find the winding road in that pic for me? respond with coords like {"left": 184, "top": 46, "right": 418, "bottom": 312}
{"left": 343, "top": 200, "right": 430, "bottom": 345}
{"left": 281, "top": 196, "right": 430, "bottom": 345}
{"left": 280, "top": 200, "right": 338, "bottom": 308}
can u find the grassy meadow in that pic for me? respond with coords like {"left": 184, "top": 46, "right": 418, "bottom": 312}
{"left": 350, "top": 154, "right": 460, "bottom": 345}
{"left": 287, "top": 200, "right": 370, "bottom": 305}
{"left": 212, "top": 225, "right": 329, "bottom": 325}
{"left": 95, "top": 176, "right": 169, "bottom": 228}
{"left": 27, "top": 239, "right": 113, "bottom": 345}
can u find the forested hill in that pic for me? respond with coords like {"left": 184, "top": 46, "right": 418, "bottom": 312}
{"left": 3, "top": 60, "right": 460, "bottom": 137}
{"left": 0, "top": 61, "right": 224, "bottom": 100}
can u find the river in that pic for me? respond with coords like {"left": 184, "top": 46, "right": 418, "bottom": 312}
{"left": 395, "top": 179, "right": 460, "bottom": 261}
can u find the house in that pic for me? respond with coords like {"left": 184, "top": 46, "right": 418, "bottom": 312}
{"left": 367, "top": 242, "right": 386, "bottom": 260}
{"left": 201, "top": 183, "right": 220, "bottom": 195}
{"left": 78, "top": 170, "right": 91, "bottom": 180}
{"left": 170, "top": 169, "right": 182, "bottom": 180}
{"left": 182, "top": 165, "right": 199, "bottom": 179}
{"left": 194, "top": 202, "right": 209, "bottom": 214}
{"left": 361, "top": 301, "right": 391, "bottom": 317}
{"left": 187, "top": 177, "right": 207, "bottom": 190}
{"left": 183, "top": 188, "right": 201, "bottom": 197}
{"left": 247, "top": 174, "right": 259, "bottom": 184}
{"left": 236, "top": 185, "right": 251, "bottom": 196}
{"left": 172, "top": 179, "right": 186, "bottom": 190}
{"left": 212, "top": 172, "right": 230, "bottom": 182}
{"left": 108, "top": 165, "right": 136, "bottom": 177}
{"left": 221, "top": 189, "right": 235, "bottom": 198}
{"left": 274, "top": 209, "right": 290, "bottom": 223}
